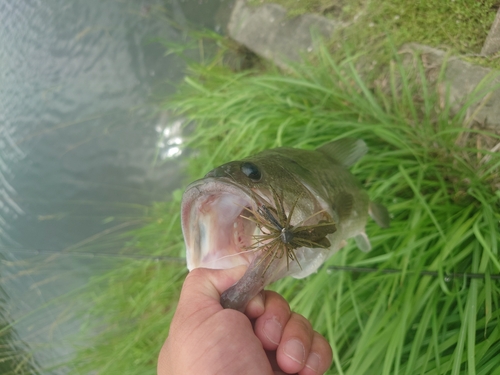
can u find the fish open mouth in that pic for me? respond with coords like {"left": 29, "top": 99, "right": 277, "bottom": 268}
{"left": 181, "top": 178, "right": 265, "bottom": 271}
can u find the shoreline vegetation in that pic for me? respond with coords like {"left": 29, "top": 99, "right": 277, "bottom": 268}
{"left": 45, "top": 1, "right": 500, "bottom": 374}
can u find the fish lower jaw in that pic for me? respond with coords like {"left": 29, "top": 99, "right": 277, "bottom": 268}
{"left": 183, "top": 183, "right": 263, "bottom": 270}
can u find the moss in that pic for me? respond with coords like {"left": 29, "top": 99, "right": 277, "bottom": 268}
{"left": 366, "top": 0, "right": 497, "bottom": 53}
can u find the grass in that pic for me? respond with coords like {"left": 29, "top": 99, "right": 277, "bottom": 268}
{"left": 0, "top": 282, "right": 39, "bottom": 374}
{"left": 66, "top": 37, "right": 500, "bottom": 375}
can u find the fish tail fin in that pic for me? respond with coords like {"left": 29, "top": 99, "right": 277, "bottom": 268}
{"left": 369, "top": 201, "right": 391, "bottom": 228}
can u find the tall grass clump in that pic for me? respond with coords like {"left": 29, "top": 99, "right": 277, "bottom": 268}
{"left": 72, "top": 42, "right": 500, "bottom": 375}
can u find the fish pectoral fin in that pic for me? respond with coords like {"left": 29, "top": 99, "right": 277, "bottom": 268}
{"left": 369, "top": 201, "right": 391, "bottom": 228}
{"left": 354, "top": 232, "right": 372, "bottom": 252}
{"left": 316, "top": 138, "right": 368, "bottom": 168}
{"left": 333, "top": 192, "right": 354, "bottom": 222}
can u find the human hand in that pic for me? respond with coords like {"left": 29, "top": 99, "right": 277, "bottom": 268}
{"left": 157, "top": 267, "right": 332, "bottom": 375}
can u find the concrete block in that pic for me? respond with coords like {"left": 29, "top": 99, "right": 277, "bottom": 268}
{"left": 228, "top": 0, "right": 336, "bottom": 69}
{"left": 400, "top": 44, "right": 500, "bottom": 128}
{"left": 481, "top": 8, "right": 500, "bottom": 56}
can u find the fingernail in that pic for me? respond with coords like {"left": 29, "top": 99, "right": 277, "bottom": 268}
{"left": 284, "top": 339, "right": 305, "bottom": 364}
{"left": 305, "top": 352, "right": 320, "bottom": 373}
{"left": 263, "top": 317, "right": 282, "bottom": 345}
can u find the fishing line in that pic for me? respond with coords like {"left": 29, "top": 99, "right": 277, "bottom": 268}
{"left": 3, "top": 247, "right": 500, "bottom": 280}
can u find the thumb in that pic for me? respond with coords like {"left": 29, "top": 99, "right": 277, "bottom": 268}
{"left": 182, "top": 266, "right": 247, "bottom": 302}
{"left": 176, "top": 266, "right": 265, "bottom": 319}
{"left": 175, "top": 266, "right": 247, "bottom": 320}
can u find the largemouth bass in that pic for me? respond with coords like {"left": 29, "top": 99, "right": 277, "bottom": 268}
{"left": 181, "top": 138, "right": 389, "bottom": 312}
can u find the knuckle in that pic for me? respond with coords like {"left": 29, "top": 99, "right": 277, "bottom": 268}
{"left": 291, "top": 312, "right": 312, "bottom": 332}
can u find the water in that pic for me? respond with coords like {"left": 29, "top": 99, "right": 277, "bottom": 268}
{"left": 0, "top": 0, "right": 229, "bottom": 372}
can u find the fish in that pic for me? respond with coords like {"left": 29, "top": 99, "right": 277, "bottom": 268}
{"left": 181, "top": 138, "right": 390, "bottom": 312}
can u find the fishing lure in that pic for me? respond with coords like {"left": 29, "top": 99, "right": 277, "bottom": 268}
{"left": 242, "top": 186, "right": 336, "bottom": 275}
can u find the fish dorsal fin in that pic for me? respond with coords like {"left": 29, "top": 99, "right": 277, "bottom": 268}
{"left": 317, "top": 138, "right": 368, "bottom": 168}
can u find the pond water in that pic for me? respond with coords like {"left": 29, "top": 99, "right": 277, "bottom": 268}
{"left": 0, "top": 0, "right": 228, "bottom": 372}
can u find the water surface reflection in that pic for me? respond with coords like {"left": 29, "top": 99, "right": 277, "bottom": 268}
{"left": 0, "top": 0, "right": 215, "bottom": 372}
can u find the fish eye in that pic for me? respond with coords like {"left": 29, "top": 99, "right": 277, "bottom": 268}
{"left": 240, "top": 162, "right": 261, "bottom": 181}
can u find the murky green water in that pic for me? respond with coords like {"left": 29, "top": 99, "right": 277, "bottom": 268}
{"left": 0, "top": 0, "right": 228, "bottom": 372}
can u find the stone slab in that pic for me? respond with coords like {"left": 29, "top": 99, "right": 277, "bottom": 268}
{"left": 481, "top": 8, "right": 500, "bottom": 56}
{"left": 227, "top": 0, "right": 336, "bottom": 69}
{"left": 401, "top": 43, "right": 500, "bottom": 128}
